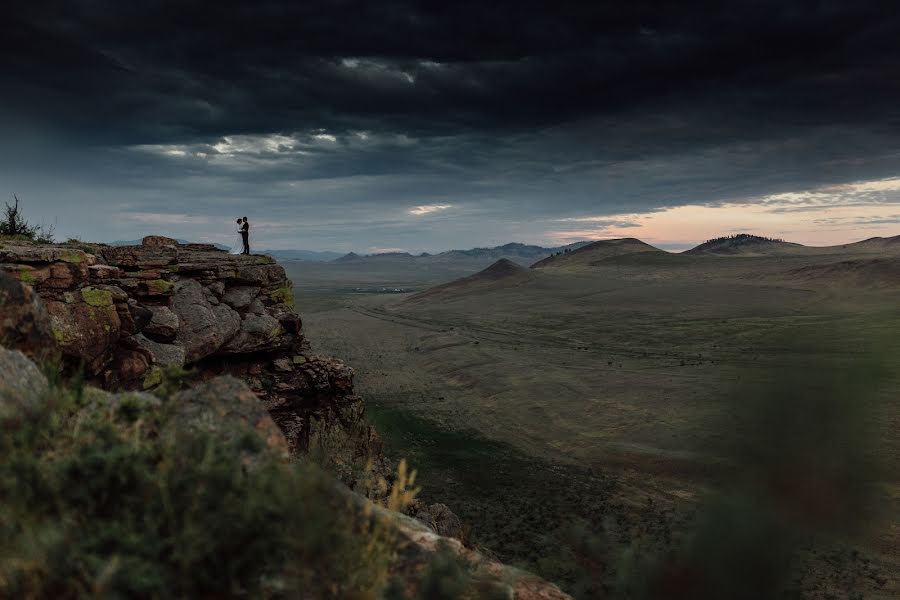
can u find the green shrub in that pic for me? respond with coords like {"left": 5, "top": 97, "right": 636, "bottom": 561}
{"left": 0, "top": 379, "right": 406, "bottom": 598}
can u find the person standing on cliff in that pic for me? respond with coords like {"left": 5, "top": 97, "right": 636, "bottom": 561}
{"left": 240, "top": 217, "right": 250, "bottom": 254}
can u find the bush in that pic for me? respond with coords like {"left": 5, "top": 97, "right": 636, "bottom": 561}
{"left": 0, "top": 377, "right": 412, "bottom": 598}
{"left": 0, "top": 195, "right": 54, "bottom": 243}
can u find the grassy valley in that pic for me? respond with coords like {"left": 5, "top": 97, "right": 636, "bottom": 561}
{"left": 285, "top": 235, "right": 900, "bottom": 598}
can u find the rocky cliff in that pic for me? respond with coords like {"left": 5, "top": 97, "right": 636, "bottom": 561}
{"left": 0, "top": 235, "right": 381, "bottom": 484}
{"left": 0, "top": 235, "right": 572, "bottom": 599}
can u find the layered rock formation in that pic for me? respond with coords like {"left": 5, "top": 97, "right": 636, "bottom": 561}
{"left": 0, "top": 236, "right": 379, "bottom": 480}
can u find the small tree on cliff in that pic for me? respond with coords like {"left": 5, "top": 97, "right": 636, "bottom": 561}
{"left": 0, "top": 195, "right": 54, "bottom": 242}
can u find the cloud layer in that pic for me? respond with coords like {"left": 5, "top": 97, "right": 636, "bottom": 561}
{"left": 1, "top": 1, "right": 899, "bottom": 250}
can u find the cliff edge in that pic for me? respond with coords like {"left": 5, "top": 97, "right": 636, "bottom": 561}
{"left": 0, "top": 235, "right": 380, "bottom": 484}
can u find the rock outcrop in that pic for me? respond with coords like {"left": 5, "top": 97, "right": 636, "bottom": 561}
{"left": 0, "top": 343, "right": 572, "bottom": 599}
{"left": 0, "top": 236, "right": 571, "bottom": 596}
{"left": 0, "top": 236, "right": 380, "bottom": 479}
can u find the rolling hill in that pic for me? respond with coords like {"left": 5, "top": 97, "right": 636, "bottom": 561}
{"left": 531, "top": 238, "right": 663, "bottom": 268}
{"left": 684, "top": 233, "right": 803, "bottom": 256}
{"left": 403, "top": 258, "right": 533, "bottom": 303}
{"left": 685, "top": 233, "right": 900, "bottom": 257}
{"left": 332, "top": 242, "right": 590, "bottom": 269}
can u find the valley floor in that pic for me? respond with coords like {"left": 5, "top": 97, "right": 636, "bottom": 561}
{"left": 286, "top": 251, "right": 900, "bottom": 598}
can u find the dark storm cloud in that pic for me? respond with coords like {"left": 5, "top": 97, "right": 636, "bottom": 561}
{"left": 1, "top": 1, "right": 900, "bottom": 249}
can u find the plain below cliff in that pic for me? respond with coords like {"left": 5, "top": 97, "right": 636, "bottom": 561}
{"left": 297, "top": 233, "right": 900, "bottom": 598}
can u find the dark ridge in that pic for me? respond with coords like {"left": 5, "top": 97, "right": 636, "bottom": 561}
{"left": 684, "top": 233, "right": 800, "bottom": 255}
{"left": 531, "top": 237, "right": 660, "bottom": 268}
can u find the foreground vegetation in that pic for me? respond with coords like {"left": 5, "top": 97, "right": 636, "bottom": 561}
{"left": 0, "top": 363, "right": 519, "bottom": 599}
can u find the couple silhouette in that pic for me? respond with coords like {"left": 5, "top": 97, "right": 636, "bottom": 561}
{"left": 230, "top": 217, "right": 250, "bottom": 255}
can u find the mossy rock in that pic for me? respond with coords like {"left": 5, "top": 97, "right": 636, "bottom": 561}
{"left": 80, "top": 287, "right": 114, "bottom": 307}
{"left": 52, "top": 327, "right": 67, "bottom": 345}
{"left": 292, "top": 355, "right": 307, "bottom": 365}
{"left": 270, "top": 286, "right": 294, "bottom": 308}
{"left": 142, "top": 365, "right": 163, "bottom": 389}
{"left": 148, "top": 279, "right": 174, "bottom": 294}
{"left": 17, "top": 266, "right": 35, "bottom": 284}
{"left": 60, "top": 251, "right": 84, "bottom": 264}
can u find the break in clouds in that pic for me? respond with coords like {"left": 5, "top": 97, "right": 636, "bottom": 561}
{"left": 1, "top": 1, "right": 899, "bottom": 250}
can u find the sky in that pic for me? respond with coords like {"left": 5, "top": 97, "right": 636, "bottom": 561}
{"left": 2, "top": 1, "right": 900, "bottom": 253}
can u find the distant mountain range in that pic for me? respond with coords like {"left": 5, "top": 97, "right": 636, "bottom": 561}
{"left": 328, "top": 241, "right": 591, "bottom": 266}
{"left": 263, "top": 249, "right": 345, "bottom": 261}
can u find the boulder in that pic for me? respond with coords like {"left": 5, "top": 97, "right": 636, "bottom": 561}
{"left": 247, "top": 297, "right": 266, "bottom": 315}
{"left": 207, "top": 281, "right": 225, "bottom": 298}
{"left": 125, "top": 299, "right": 153, "bottom": 335}
{"left": 220, "top": 313, "right": 286, "bottom": 354}
{"left": 223, "top": 285, "right": 260, "bottom": 310}
{"left": 100, "top": 245, "right": 142, "bottom": 267}
{"left": 0, "top": 272, "right": 60, "bottom": 363}
{"left": 144, "top": 305, "right": 180, "bottom": 342}
{"left": 234, "top": 264, "right": 286, "bottom": 286}
{"left": 88, "top": 264, "right": 122, "bottom": 281}
{"left": 172, "top": 280, "right": 240, "bottom": 362}
{"left": 45, "top": 299, "right": 121, "bottom": 374}
{"left": 136, "top": 279, "right": 175, "bottom": 297}
{"left": 168, "top": 376, "right": 289, "bottom": 458}
{"left": 131, "top": 334, "right": 186, "bottom": 369}
{"left": 41, "top": 261, "right": 88, "bottom": 290}
{"left": 213, "top": 303, "right": 242, "bottom": 341}
{"left": 0, "top": 346, "right": 50, "bottom": 415}
{"left": 172, "top": 279, "right": 222, "bottom": 361}
{"left": 112, "top": 347, "right": 152, "bottom": 385}
{"left": 142, "top": 235, "right": 179, "bottom": 249}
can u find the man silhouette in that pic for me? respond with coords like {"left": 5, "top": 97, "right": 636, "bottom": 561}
{"left": 240, "top": 217, "right": 250, "bottom": 254}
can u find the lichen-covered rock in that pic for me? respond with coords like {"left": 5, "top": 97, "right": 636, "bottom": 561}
{"left": 0, "top": 272, "right": 60, "bottom": 364}
{"left": 1, "top": 237, "right": 378, "bottom": 498}
{"left": 0, "top": 244, "right": 93, "bottom": 266}
{"left": 45, "top": 298, "right": 120, "bottom": 373}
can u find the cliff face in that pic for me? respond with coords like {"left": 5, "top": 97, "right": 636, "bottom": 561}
{"left": 0, "top": 235, "right": 573, "bottom": 599}
{"left": 0, "top": 235, "right": 381, "bottom": 481}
